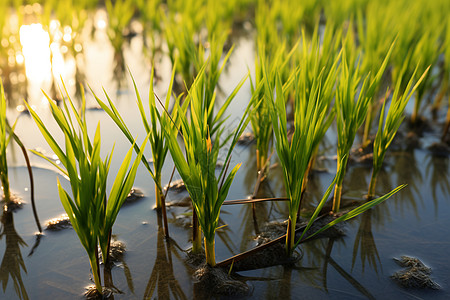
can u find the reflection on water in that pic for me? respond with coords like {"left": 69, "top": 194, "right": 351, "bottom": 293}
{"left": 0, "top": 210, "right": 28, "bottom": 300}
{"left": 144, "top": 213, "right": 187, "bottom": 300}
{"left": 351, "top": 209, "right": 382, "bottom": 274}
{"left": 323, "top": 239, "right": 376, "bottom": 300}
{"left": 425, "top": 155, "right": 450, "bottom": 217}
{"left": 391, "top": 151, "right": 423, "bottom": 217}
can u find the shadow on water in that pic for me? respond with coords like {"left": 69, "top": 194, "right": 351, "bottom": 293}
{"left": 0, "top": 210, "right": 29, "bottom": 300}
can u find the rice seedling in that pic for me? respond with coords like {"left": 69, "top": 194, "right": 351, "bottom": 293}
{"left": 441, "top": 19, "right": 450, "bottom": 141}
{"left": 6, "top": 125, "right": 42, "bottom": 233}
{"left": 0, "top": 82, "right": 16, "bottom": 204}
{"left": 94, "top": 65, "right": 176, "bottom": 209}
{"left": 322, "top": 0, "right": 365, "bottom": 30}
{"left": 254, "top": 0, "right": 280, "bottom": 58}
{"left": 249, "top": 42, "right": 297, "bottom": 175}
{"left": 409, "top": 28, "right": 441, "bottom": 124}
{"left": 105, "top": 0, "right": 134, "bottom": 53}
{"left": 272, "top": 0, "right": 318, "bottom": 47}
{"left": 265, "top": 54, "right": 338, "bottom": 255}
{"left": 356, "top": 2, "right": 396, "bottom": 146}
{"left": 194, "top": 34, "right": 235, "bottom": 133}
{"left": 165, "top": 12, "right": 231, "bottom": 97}
{"left": 332, "top": 43, "right": 393, "bottom": 213}
{"left": 105, "top": 0, "right": 135, "bottom": 78}
{"left": 166, "top": 0, "right": 205, "bottom": 34}
{"left": 204, "top": 0, "right": 238, "bottom": 41}
{"left": 164, "top": 0, "right": 207, "bottom": 91}
{"left": 164, "top": 22, "right": 197, "bottom": 91}
{"left": 26, "top": 84, "right": 147, "bottom": 295}
{"left": 164, "top": 66, "right": 252, "bottom": 266}
{"left": 386, "top": 1, "right": 443, "bottom": 126}
{"left": 368, "top": 67, "right": 429, "bottom": 198}
{"left": 51, "top": 0, "right": 97, "bottom": 34}
{"left": 293, "top": 27, "right": 341, "bottom": 204}
{"left": 0, "top": 80, "right": 42, "bottom": 232}
{"left": 135, "top": 0, "right": 162, "bottom": 58}
{"left": 93, "top": 64, "right": 182, "bottom": 237}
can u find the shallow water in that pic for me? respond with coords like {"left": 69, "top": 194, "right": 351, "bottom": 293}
{"left": 1, "top": 9, "right": 450, "bottom": 300}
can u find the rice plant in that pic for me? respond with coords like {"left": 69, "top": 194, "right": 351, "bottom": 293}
{"left": 26, "top": 84, "right": 147, "bottom": 295}
{"left": 94, "top": 65, "right": 176, "bottom": 211}
{"left": 298, "top": 28, "right": 342, "bottom": 197}
{"left": 135, "top": 0, "right": 163, "bottom": 65}
{"left": 250, "top": 42, "right": 297, "bottom": 175}
{"left": 333, "top": 44, "right": 393, "bottom": 213}
{"left": 368, "top": 67, "right": 429, "bottom": 198}
{"left": 441, "top": 18, "right": 450, "bottom": 141}
{"left": 205, "top": 0, "right": 238, "bottom": 41}
{"left": 164, "top": 0, "right": 206, "bottom": 91}
{"left": 195, "top": 34, "right": 235, "bottom": 133}
{"left": 164, "top": 66, "right": 252, "bottom": 266}
{"left": 105, "top": 0, "right": 134, "bottom": 53}
{"left": 265, "top": 61, "right": 337, "bottom": 255}
{"left": 105, "top": 0, "right": 135, "bottom": 78}
{"left": 0, "top": 81, "right": 16, "bottom": 204}
{"left": 356, "top": 2, "right": 397, "bottom": 146}
{"left": 93, "top": 64, "right": 180, "bottom": 237}
{"left": 164, "top": 23, "right": 197, "bottom": 91}
{"left": 0, "top": 81, "right": 42, "bottom": 232}
{"left": 409, "top": 28, "right": 441, "bottom": 124}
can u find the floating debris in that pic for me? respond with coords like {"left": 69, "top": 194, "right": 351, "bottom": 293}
{"left": 391, "top": 256, "right": 440, "bottom": 289}
{"left": 45, "top": 214, "right": 72, "bottom": 231}
{"left": 237, "top": 132, "right": 255, "bottom": 145}
{"left": 163, "top": 179, "right": 186, "bottom": 193}
{"left": 123, "top": 188, "right": 145, "bottom": 205}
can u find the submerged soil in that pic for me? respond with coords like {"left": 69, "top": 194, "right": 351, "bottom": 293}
{"left": 391, "top": 256, "right": 440, "bottom": 289}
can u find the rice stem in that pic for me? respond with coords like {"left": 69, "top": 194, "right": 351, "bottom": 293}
{"left": 205, "top": 238, "right": 216, "bottom": 266}
{"left": 286, "top": 215, "right": 297, "bottom": 256}
{"left": 368, "top": 172, "right": 377, "bottom": 199}
{"left": 192, "top": 208, "right": 202, "bottom": 254}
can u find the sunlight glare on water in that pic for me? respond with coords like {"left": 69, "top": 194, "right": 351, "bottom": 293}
{"left": 19, "top": 23, "right": 52, "bottom": 83}
{"left": 19, "top": 21, "right": 76, "bottom": 103}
